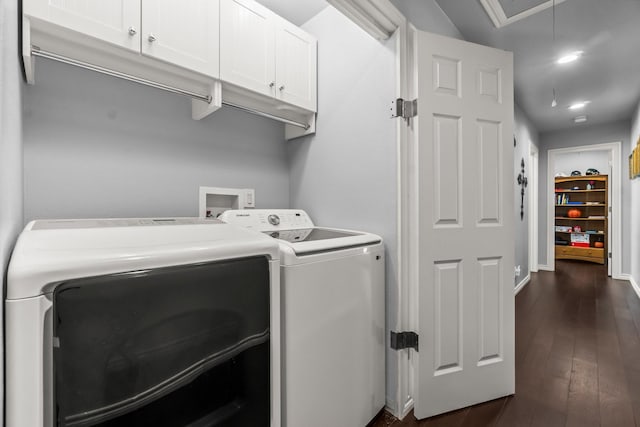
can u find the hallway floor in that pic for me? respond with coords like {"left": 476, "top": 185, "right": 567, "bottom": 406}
{"left": 372, "top": 260, "right": 640, "bottom": 426}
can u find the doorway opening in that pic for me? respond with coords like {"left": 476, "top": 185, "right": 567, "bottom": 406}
{"left": 546, "top": 142, "right": 622, "bottom": 277}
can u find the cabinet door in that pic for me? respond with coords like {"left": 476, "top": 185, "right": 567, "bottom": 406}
{"left": 141, "top": 0, "right": 219, "bottom": 78}
{"left": 24, "top": 0, "right": 140, "bottom": 51}
{"left": 220, "top": 0, "right": 276, "bottom": 97}
{"left": 275, "top": 19, "right": 317, "bottom": 112}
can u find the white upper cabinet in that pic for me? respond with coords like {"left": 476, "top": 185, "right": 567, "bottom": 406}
{"left": 24, "top": 0, "right": 220, "bottom": 79}
{"left": 141, "top": 0, "right": 220, "bottom": 78}
{"left": 220, "top": 0, "right": 276, "bottom": 98}
{"left": 24, "top": 0, "right": 141, "bottom": 52}
{"left": 275, "top": 20, "right": 317, "bottom": 112}
{"left": 220, "top": 0, "right": 317, "bottom": 112}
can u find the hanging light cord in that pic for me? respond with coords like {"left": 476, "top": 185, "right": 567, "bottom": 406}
{"left": 551, "top": 0, "right": 557, "bottom": 107}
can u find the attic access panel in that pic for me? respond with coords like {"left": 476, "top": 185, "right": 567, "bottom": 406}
{"left": 498, "top": 0, "right": 548, "bottom": 18}
{"left": 480, "top": 0, "right": 566, "bottom": 28}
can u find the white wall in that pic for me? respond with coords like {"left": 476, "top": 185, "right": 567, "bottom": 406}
{"left": 514, "top": 104, "right": 539, "bottom": 284}
{"left": 23, "top": 59, "right": 291, "bottom": 221}
{"left": 538, "top": 120, "right": 631, "bottom": 272}
{"left": 289, "top": 5, "right": 399, "bottom": 410}
{"left": 630, "top": 102, "right": 640, "bottom": 291}
{"left": 0, "top": 0, "right": 25, "bottom": 421}
{"left": 554, "top": 150, "right": 609, "bottom": 177}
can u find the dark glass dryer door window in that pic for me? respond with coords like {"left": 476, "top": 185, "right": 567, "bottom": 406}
{"left": 53, "top": 256, "right": 271, "bottom": 427}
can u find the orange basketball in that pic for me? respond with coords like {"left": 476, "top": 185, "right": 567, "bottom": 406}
{"left": 594, "top": 241, "right": 604, "bottom": 248}
{"left": 567, "top": 209, "right": 582, "bottom": 218}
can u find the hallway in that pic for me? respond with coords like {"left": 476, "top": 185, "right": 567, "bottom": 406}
{"left": 373, "top": 261, "right": 640, "bottom": 426}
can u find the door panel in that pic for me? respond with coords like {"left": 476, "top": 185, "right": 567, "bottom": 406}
{"left": 415, "top": 30, "right": 514, "bottom": 419}
{"left": 24, "top": 0, "right": 140, "bottom": 51}
{"left": 141, "top": 0, "right": 219, "bottom": 78}
{"left": 433, "top": 260, "right": 462, "bottom": 375}
{"left": 220, "top": 0, "right": 275, "bottom": 97}
{"left": 478, "top": 257, "right": 502, "bottom": 365}
{"left": 477, "top": 119, "right": 502, "bottom": 224}
{"left": 433, "top": 114, "right": 462, "bottom": 226}
{"left": 275, "top": 19, "right": 317, "bottom": 111}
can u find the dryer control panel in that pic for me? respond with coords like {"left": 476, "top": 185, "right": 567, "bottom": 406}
{"left": 219, "top": 209, "right": 314, "bottom": 231}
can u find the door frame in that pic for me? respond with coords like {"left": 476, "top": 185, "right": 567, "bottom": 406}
{"left": 546, "top": 142, "right": 622, "bottom": 278}
{"left": 529, "top": 144, "right": 539, "bottom": 274}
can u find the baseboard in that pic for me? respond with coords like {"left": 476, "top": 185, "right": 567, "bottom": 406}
{"left": 385, "top": 396, "right": 413, "bottom": 420}
{"left": 538, "top": 264, "right": 554, "bottom": 271}
{"left": 629, "top": 275, "right": 640, "bottom": 301}
{"left": 399, "top": 397, "right": 414, "bottom": 420}
{"left": 615, "top": 273, "right": 631, "bottom": 281}
{"left": 515, "top": 273, "right": 531, "bottom": 295}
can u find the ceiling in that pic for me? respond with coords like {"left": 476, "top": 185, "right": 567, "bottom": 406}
{"left": 255, "top": 0, "right": 640, "bottom": 134}
{"left": 435, "top": 0, "right": 640, "bottom": 133}
{"left": 256, "top": 0, "right": 327, "bottom": 25}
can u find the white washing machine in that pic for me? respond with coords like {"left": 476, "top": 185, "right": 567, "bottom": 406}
{"left": 6, "top": 218, "right": 281, "bottom": 427}
{"left": 219, "top": 209, "right": 385, "bottom": 427}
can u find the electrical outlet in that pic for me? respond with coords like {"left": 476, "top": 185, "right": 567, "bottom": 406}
{"left": 514, "top": 265, "right": 521, "bottom": 277}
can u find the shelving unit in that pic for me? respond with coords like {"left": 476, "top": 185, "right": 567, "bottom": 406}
{"left": 554, "top": 175, "right": 608, "bottom": 264}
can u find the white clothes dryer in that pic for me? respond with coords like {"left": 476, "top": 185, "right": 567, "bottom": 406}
{"left": 6, "top": 218, "right": 281, "bottom": 427}
{"left": 219, "top": 209, "right": 385, "bottom": 427}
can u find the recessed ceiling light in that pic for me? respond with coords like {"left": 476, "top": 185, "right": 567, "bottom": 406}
{"left": 574, "top": 115, "right": 587, "bottom": 123}
{"left": 569, "top": 101, "right": 589, "bottom": 110}
{"left": 557, "top": 51, "right": 584, "bottom": 64}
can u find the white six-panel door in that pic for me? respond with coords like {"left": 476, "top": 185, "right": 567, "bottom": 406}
{"left": 141, "top": 0, "right": 220, "bottom": 78}
{"left": 414, "top": 30, "right": 515, "bottom": 419}
{"left": 24, "top": 0, "right": 140, "bottom": 51}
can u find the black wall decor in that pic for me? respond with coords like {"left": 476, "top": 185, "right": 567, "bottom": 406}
{"left": 517, "top": 158, "right": 528, "bottom": 220}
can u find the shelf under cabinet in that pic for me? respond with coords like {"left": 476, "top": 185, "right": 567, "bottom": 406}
{"left": 555, "top": 203, "right": 606, "bottom": 207}
{"left": 555, "top": 217, "right": 607, "bottom": 221}
{"left": 555, "top": 231, "right": 605, "bottom": 235}
{"left": 555, "top": 189, "right": 606, "bottom": 193}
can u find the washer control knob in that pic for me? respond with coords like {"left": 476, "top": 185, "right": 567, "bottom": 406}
{"left": 268, "top": 214, "right": 280, "bottom": 226}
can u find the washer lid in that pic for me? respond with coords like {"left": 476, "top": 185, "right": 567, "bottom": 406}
{"left": 220, "top": 209, "right": 382, "bottom": 254}
{"left": 274, "top": 227, "right": 382, "bottom": 255}
{"left": 7, "top": 218, "right": 280, "bottom": 300}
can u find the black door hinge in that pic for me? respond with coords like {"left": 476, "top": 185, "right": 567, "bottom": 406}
{"left": 390, "top": 331, "right": 418, "bottom": 351}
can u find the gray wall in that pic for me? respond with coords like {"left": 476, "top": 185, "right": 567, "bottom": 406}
{"left": 514, "top": 104, "right": 539, "bottom": 284}
{"left": 0, "top": 0, "right": 25, "bottom": 421}
{"left": 538, "top": 120, "right": 631, "bottom": 272}
{"left": 291, "top": 5, "right": 399, "bottom": 411}
{"left": 23, "top": 59, "right": 290, "bottom": 221}
{"left": 630, "top": 102, "right": 640, "bottom": 288}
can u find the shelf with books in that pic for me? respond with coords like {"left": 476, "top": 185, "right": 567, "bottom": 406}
{"left": 554, "top": 175, "right": 608, "bottom": 264}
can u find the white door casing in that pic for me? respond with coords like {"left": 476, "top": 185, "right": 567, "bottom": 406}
{"left": 141, "top": 0, "right": 220, "bottom": 78}
{"left": 529, "top": 144, "right": 539, "bottom": 273}
{"left": 24, "top": 0, "right": 140, "bottom": 51}
{"left": 414, "top": 31, "right": 515, "bottom": 419}
{"left": 220, "top": 0, "right": 276, "bottom": 97}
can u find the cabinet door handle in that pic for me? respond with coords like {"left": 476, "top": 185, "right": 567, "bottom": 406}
{"left": 148, "top": 34, "right": 157, "bottom": 43}
{"left": 269, "top": 82, "right": 275, "bottom": 88}
{"left": 128, "top": 26, "right": 137, "bottom": 36}
{"left": 279, "top": 85, "right": 285, "bottom": 91}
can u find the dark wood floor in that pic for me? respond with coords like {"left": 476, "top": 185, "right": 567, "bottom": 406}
{"left": 371, "top": 260, "right": 640, "bottom": 427}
